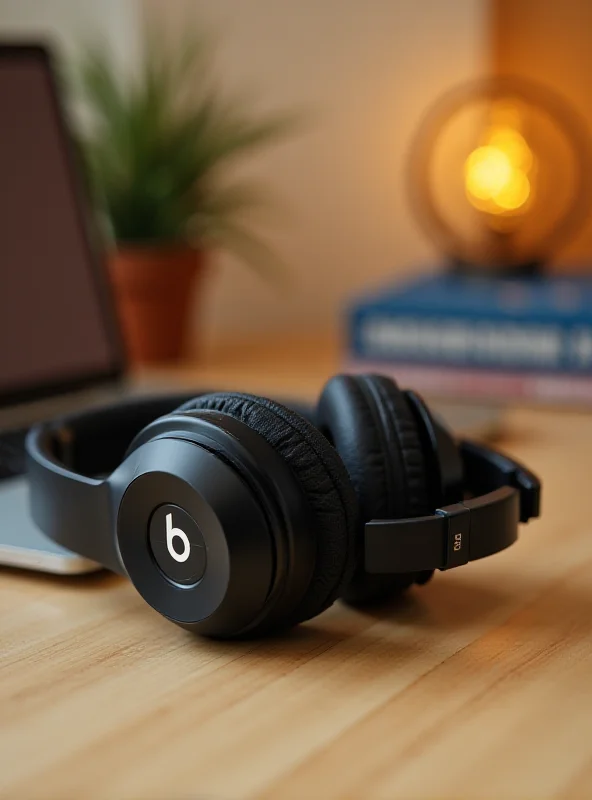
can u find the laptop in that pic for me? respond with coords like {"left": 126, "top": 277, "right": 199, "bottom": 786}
{"left": 0, "top": 43, "right": 130, "bottom": 574}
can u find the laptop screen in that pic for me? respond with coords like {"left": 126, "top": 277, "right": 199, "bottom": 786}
{"left": 0, "top": 46, "right": 123, "bottom": 407}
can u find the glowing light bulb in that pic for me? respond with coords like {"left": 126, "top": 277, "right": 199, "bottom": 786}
{"left": 464, "top": 119, "right": 535, "bottom": 216}
{"left": 465, "top": 146, "right": 513, "bottom": 201}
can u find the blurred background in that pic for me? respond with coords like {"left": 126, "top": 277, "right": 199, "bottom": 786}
{"left": 0, "top": 0, "right": 482, "bottom": 345}
{"left": 2, "top": 0, "right": 592, "bottom": 409}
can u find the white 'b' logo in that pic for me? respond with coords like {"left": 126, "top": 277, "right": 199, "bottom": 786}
{"left": 166, "top": 513, "right": 191, "bottom": 562}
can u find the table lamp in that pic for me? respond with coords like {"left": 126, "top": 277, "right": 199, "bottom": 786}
{"left": 408, "top": 77, "right": 592, "bottom": 275}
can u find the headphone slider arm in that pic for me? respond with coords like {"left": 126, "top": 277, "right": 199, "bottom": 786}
{"left": 364, "top": 513, "right": 448, "bottom": 574}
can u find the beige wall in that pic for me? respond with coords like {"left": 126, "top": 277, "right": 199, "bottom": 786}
{"left": 493, "top": 0, "right": 592, "bottom": 267}
{"left": 144, "top": 0, "right": 490, "bottom": 344}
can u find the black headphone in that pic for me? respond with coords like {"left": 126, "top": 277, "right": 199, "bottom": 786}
{"left": 26, "top": 374, "right": 540, "bottom": 639}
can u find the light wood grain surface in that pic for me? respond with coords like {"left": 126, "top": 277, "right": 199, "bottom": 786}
{"left": 2, "top": 338, "right": 592, "bottom": 799}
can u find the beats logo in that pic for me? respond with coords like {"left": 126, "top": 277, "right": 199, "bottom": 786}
{"left": 148, "top": 504, "right": 207, "bottom": 585}
{"left": 165, "top": 513, "right": 190, "bottom": 562}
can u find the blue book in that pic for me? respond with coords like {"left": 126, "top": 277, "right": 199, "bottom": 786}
{"left": 348, "top": 273, "right": 592, "bottom": 375}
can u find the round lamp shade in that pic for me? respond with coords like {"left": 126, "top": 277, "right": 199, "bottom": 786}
{"left": 408, "top": 77, "right": 592, "bottom": 273}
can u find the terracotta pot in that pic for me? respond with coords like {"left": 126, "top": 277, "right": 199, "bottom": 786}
{"left": 109, "top": 245, "right": 205, "bottom": 364}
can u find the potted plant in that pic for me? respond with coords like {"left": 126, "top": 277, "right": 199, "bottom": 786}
{"left": 74, "top": 30, "right": 292, "bottom": 363}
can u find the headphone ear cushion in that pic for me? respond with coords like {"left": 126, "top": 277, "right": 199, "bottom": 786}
{"left": 317, "top": 374, "right": 431, "bottom": 603}
{"left": 176, "top": 392, "right": 358, "bottom": 626}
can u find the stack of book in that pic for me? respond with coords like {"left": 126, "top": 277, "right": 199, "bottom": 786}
{"left": 346, "top": 273, "right": 592, "bottom": 405}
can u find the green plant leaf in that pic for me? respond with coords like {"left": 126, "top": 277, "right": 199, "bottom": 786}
{"left": 71, "top": 24, "right": 298, "bottom": 272}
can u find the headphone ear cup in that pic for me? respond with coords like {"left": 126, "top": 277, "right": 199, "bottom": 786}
{"left": 317, "top": 374, "right": 432, "bottom": 604}
{"left": 177, "top": 392, "right": 359, "bottom": 628}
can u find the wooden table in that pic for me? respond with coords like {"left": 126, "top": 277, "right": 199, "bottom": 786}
{"left": 2, "top": 338, "right": 592, "bottom": 799}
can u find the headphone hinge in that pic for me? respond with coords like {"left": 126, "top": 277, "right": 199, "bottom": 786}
{"left": 435, "top": 503, "right": 471, "bottom": 570}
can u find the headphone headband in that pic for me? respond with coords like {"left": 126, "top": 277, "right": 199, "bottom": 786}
{"left": 26, "top": 392, "right": 540, "bottom": 581}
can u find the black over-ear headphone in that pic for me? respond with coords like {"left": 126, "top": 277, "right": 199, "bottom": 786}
{"left": 26, "top": 374, "right": 540, "bottom": 639}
